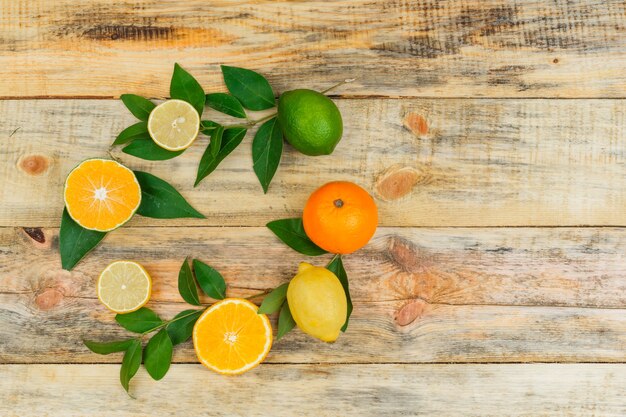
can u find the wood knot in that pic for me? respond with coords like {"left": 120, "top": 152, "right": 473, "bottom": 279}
{"left": 388, "top": 236, "right": 424, "bottom": 273}
{"left": 375, "top": 166, "right": 424, "bottom": 201}
{"left": 403, "top": 113, "right": 429, "bottom": 138}
{"left": 395, "top": 299, "right": 428, "bottom": 327}
{"left": 552, "top": 58, "right": 559, "bottom": 64}
{"left": 23, "top": 227, "right": 45, "bottom": 243}
{"left": 35, "top": 287, "right": 64, "bottom": 311}
{"left": 18, "top": 154, "right": 50, "bottom": 176}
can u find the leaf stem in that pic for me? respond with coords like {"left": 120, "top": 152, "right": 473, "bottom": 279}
{"left": 321, "top": 79, "right": 355, "bottom": 95}
{"left": 225, "top": 112, "right": 277, "bottom": 129}
{"left": 138, "top": 308, "right": 206, "bottom": 337}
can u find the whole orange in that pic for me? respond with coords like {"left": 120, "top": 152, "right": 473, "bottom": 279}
{"left": 303, "top": 181, "right": 378, "bottom": 254}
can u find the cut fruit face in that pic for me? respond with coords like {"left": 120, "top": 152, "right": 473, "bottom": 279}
{"left": 193, "top": 298, "right": 273, "bottom": 375}
{"left": 97, "top": 261, "right": 152, "bottom": 314}
{"left": 148, "top": 99, "right": 200, "bottom": 151}
{"left": 64, "top": 159, "right": 142, "bottom": 232}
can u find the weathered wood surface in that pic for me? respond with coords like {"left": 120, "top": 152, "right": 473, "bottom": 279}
{"left": 5, "top": 98, "right": 626, "bottom": 227}
{"left": 1, "top": 226, "right": 624, "bottom": 363}
{"left": 2, "top": 0, "right": 626, "bottom": 98}
{"left": 1, "top": 364, "right": 625, "bottom": 417}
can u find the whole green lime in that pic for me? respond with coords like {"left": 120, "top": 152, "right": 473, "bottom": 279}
{"left": 277, "top": 89, "right": 343, "bottom": 156}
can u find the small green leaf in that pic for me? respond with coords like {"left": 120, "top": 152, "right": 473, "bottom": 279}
{"left": 120, "top": 94, "right": 156, "bottom": 121}
{"left": 277, "top": 301, "right": 296, "bottom": 340}
{"left": 178, "top": 258, "right": 200, "bottom": 306}
{"left": 122, "top": 137, "right": 184, "bottom": 161}
{"left": 258, "top": 283, "right": 288, "bottom": 314}
{"left": 60, "top": 208, "right": 107, "bottom": 271}
{"left": 113, "top": 121, "right": 150, "bottom": 145}
{"left": 327, "top": 256, "right": 352, "bottom": 332}
{"left": 221, "top": 65, "right": 275, "bottom": 111}
{"left": 83, "top": 339, "right": 134, "bottom": 355}
{"left": 115, "top": 307, "right": 163, "bottom": 333}
{"left": 170, "top": 63, "right": 205, "bottom": 116}
{"left": 120, "top": 340, "right": 142, "bottom": 393}
{"left": 166, "top": 309, "right": 204, "bottom": 345}
{"left": 192, "top": 259, "right": 226, "bottom": 300}
{"left": 210, "top": 125, "right": 224, "bottom": 157}
{"left": 252, "top": 117, "right": 283, "bottom": 193}
{"left": 266, "top": 218, "right": 327, "bottom": 256}
{"left": 143, "top": 329, "right": 173, "bottom": 381}
{"left": 134, "top": 171, "right": 205, "bottom": 219}
{"left": 195, "top": 128, "right": 247, "bottom": 186}
{"left": 205, "top": 93, "right": 246, "bottom": 118}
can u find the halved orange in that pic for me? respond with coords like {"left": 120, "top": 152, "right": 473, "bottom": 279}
{"left": 64, "top": 159, "right": 141, "bottom": 232}
{"left": 193, "top": 298, "right": 273, "bottom": 375}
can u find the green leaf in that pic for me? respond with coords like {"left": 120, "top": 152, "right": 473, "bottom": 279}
{"left": 205, "top": 93, "right": 246, "bottom": 118}
{"left": 121, "top": 94, "right": 156, "bottom": 121}
{"left": 257, "top": 283, "right": 288, "bottom": 314}
{"left": 120, "top": 340, "right": 142, "bottom": 394}
{"left": 178, "top": 258, "right": 200, "bottom": 306}
{"left": 277, "top": 301, "right": 296, "bottom": 340}
{"left": 327, "top": 256, "right": 352, "bottom": 332}
{"left": 134, "top": 171, "right": 205, "bottom": 219}
{"left": 170, "top": 63, "right": 205, "bottom": 116}
{"left": 194, "top": 128, "right": 247, "bottom": 186}
{"left": 266, "top": 218, "right": 327, "bottom": 256}
{"left": 221, "top": 65, "right": 275, "bottom": 111}
{"left": 143, "top": 329, "right": 173, "bottom": 381}
{"left": 166, "top": 309, "right": 204, "bottom": 345}
{"left": 210, "top": 125, "right": 224, "bottom": 157}
{"left": 115, "top": 307, "right": 163, "bottom": 333}
{"left": 192, "top": 259, "right": 226, "bottom": 300}
{"left": 113, "top": 121, "right": 150, "bottom": 145}
{"left": 122, "top": 137, "right": 184, "bottom": 161}
{"left": 83, "top": 339, "right": 134, "bottom": 355}
{"left": 252, "top": 117, "right": 283, "bottom": 193}
{"left": 60, "top": 208, "right": 107, "bottom": 271}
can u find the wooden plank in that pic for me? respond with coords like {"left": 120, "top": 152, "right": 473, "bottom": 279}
{"left": 1, "top": 364, "right": 624, "bottom": 416}
{"left": 1, "top": 0, "right": 626, "bottom": 98}
{"left": 2, "top": 226, "right": 625, "bottom": 363}
{"left": 4, "top": 98, "right": 626, "bottom": 227}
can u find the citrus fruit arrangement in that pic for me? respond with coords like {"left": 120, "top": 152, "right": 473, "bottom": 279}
{"left": 111, "top": 63, "right": 348, "bottom": 193}
{"left": 66, "top": 63, "right": 378, "bottom": 395}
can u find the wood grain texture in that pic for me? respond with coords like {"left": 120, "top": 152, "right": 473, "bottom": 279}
{"left": 2, "top": 226, "right": 624, "bottom": 363}
{"left": 1, "top": 364, "right": 625, "bottom": 416}
{"left": 4, "top": 98, "right": 626, "bottom": 227}
{"left": 1, "top": 0, "right": 626, "bottom": 98}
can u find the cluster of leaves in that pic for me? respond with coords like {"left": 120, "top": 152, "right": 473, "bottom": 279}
{"left": 60, "top": 172, "right": 204, "bottom": 270}
{"left": 259, "top": 218, "right": 352, "bottom": 339}
{"left": 113, "top": 63, "right": 285, "bottom": 193}
{"left": 84, "top": 258, "right": 229, "bottom": 395}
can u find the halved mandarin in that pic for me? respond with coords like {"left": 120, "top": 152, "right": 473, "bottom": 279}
{"left": 63, "top": 159, "right": 141, "bottom": 232}
{"left": 193, "top": 298, "right": 273, "bottom": 375}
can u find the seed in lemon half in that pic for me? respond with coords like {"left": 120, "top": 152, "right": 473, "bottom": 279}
{"left": 148, "top": 99, "right": 200, "bottom": 151}
{"left": 97, "top": 261, "right": 152, "bottom": 314}
{"left": 193, "top": 298, "right": 272, "bottom": 375}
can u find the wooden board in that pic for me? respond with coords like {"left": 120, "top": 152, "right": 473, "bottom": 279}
{"left": 2, "top": 226, "right": 625, "bottom": 363}
{"left": 1, "top": 364, "right": 625, "bottom": 416}
{"left": 2, "top": 0, "right": 626, "bottom": 98}
{"left": 4, "top": 98, "right": 626, "bottom": 227}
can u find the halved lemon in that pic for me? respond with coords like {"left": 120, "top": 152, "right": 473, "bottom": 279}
{"left": 148, "top": 99, "right": 200, "bottom": 151}
{"left": 193, "top": 298, "right": 273, "bottom": 375}
{"left": 97, "top": 261, "right": 152, "bottom": 314}
{"left": 64, "top": 159, "right": 141, "bottom": 232}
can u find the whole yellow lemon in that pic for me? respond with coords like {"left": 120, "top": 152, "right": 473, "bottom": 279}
{"left": 287, "top": 262, "right": 347, "bottom": 342}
